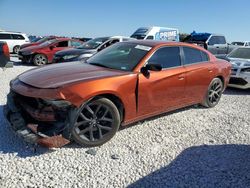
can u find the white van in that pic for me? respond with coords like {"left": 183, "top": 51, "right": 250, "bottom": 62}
{"left": 131, "top": 26, "right": 179, "bottom": 41}
{"left": 0, "top": 31, "right": 30, "bottom": 54}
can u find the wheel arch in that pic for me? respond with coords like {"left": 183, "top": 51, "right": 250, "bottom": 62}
{"left": 92, "top": 93, "right": 125, "bottom": 123}
{"left": 215, "top": 75, "right": 225, "bottom": 88}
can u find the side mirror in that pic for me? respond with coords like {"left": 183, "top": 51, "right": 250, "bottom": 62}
{"left": 141, "top": 63, "right": 162, "bottom": 76}
{"left": 145, "top": 63, "right": 162, "bottom": 71}
{"left": 50, "top": 46, "right": 55, "bottom": 50}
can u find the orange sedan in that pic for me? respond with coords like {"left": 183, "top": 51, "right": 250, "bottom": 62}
{"left": 5, "top": 41, "right": 231, "bottom": 147}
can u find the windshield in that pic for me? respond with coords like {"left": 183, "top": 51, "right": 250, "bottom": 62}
{"left": 131, "top": 34, "right": 146, "bottom": 39}
{"left": 228, "top": 48, "right": 250, "bottom": 59}
{"left": 77, "top": 37, "right": 109, "bottom": 49}
{"left": 231, "top": 42, "right": 244, "bottom": 46}
{"left": 86, "top": 42, "right": 151, "bottom": 71}
{"left": 37, "top": 37, "right": 53, "bottom": 44}
{"left": 39, "top": 39, "right": 57, "bottom": 47}
{"left": 31, "top": 37, "right": 42, "bottom": 42}
{"left": 130, "top": 28, "right": 148, "bottom": 39}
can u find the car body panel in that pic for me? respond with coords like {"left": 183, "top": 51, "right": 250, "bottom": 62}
{"left": 18, "top": 38, "right": 83, "bottom": 63}
{"left": 18, "top": 61, "right": 131, "bottom": 89}
{"left": 6, "top": 41, "right": 231, "bottom": 147}
{"left": 0, "top": 41, "right": 10, "bottom": 68}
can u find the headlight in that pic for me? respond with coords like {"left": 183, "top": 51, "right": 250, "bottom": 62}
{"left": 78, "top": 53, "right": 93, "bottom": 60}
{"left": 41, "top": 99, "right": 71, "bottom": 108}
{"left": 63, "top": 55, "right": 79, "bottom": 60}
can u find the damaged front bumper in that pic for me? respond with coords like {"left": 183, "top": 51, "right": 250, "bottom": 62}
{"left": 4, "top": 91, "right": 73, "bottom": 148}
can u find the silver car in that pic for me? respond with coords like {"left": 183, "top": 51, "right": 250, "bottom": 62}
{"left": 226, "top": 47, "right": 250, "bottom": 89}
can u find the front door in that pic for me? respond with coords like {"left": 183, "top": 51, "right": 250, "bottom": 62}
{"left": 138, "top": 46, "right": 186, "bottom": 117}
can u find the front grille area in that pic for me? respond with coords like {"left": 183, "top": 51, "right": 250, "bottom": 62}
{"left": 229, "top": 77, "right": 248, "bottom": 86}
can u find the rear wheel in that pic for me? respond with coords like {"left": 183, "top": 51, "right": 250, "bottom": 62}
{"left": 33, "top": 54, "right": 48, "bottom": 66}
{"left": 202, "top": 78, "right": 223, "bottom": 108}
{"left": 13, "top": 45, "right": 20, "bottom": 54}
{"left": 71, "top": 98, "right": 120, "bottom": 147}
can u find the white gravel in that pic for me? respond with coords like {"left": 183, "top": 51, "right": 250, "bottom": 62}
{"left": 0, "top": 57, "right": 250, "bottom": 188}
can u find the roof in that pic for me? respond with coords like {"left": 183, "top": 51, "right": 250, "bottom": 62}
{"left": 111, "top": 36, "right": 133, "bottom": 39}
{"left": 0, "top": 31, "right": 26, "bottom": 34}
{"left": 123, "top": 40, "right": 194, "bottom": 47}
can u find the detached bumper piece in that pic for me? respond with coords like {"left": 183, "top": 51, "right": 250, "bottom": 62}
{"left": 4, "top": 92, "right": 71, "bottom": 148}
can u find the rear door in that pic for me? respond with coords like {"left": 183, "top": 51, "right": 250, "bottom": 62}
{"left": 182, "top": 47, "right": 215, "bottom": 103}
{"left": 138, "top": 46, "right": 186, "bottom": 117}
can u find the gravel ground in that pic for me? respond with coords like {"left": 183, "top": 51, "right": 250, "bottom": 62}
{"left": 0, "top": 57, "right": 250, "bottom": 188}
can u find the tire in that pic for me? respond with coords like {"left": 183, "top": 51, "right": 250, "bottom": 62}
{"left": 202, "top": 78, "right": 223, "bottom": 108}
{"left": 71, "top": 98, "right": 120, "bottom": 147}
{"left": 13, "top": 45, "right": 20, "bottom": 54}
{"left": 33, "top": 54, "right": 48, "bottom": 66}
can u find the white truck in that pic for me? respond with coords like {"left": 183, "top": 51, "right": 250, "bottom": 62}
{"left": 131, "top": 26, "right": 179, "bottom": 41}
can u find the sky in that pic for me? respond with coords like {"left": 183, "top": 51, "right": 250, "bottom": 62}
{"left": 0, "top": 0, "right": 249, "bottom": 42}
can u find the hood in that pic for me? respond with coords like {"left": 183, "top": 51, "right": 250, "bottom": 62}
{"left": 55, "top": 48, "right": 97, "bottom": 56}
{"left": 18, "top": 61, "right": 129, "bottom": 89}
{"left": 20, "top": 43, "right": 35, "bottom": 49}
{"left": 19, "top": 44, "right": 45, "bottom": 52}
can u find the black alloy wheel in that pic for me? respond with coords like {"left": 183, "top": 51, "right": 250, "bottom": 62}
{"left": 13, "top": 45, "right": 20, "bottom": 54}
{"left": 203, "top": 78, "right": 223, "bottom": 108}
{"left": 71, "top": 98, "right": 120, "bottom": 147}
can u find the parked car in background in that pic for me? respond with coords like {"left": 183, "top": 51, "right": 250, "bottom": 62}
{"left": 5, "top": 41, "right": 231, "bottom": 148}
{"left": 28, "top": 35, "right": 43, "bottom": 43}
{"left": 53, "top": 36, "right": 134, "bottom": 63}
{"left": 72, "top": 37, "right": 92, "bottom": 42}
{"left": 219, "top": 47, "right": 250, "bottom": 89}
{"left": 20, "top": 36, "right": 59, "bottom": 50}
{"left": 18, "top": 38, "right": 83, "bottom": 65}
{"left": 183, "top": 32, "right": 236, "bottom": 56}
{"left": 0, "top": 31, "right": 30, "bottom": 54}
{"left": 131, "top": 26, "right": 179, "bottom": 41}
{"left": 231, "top": 41, "right": 250, "bottom": 47}
{"left": 0, "top": 41, "right": 10, "bottom": 68}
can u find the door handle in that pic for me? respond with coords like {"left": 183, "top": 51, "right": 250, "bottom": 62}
{"left": 208, "top": 69, "right": 213, "bottom": 73}
{"left": 178, "top": 76, "right": 184, "bottom": 80}
{"left": 216, "top": 46, "right": 219, "bottom": 48}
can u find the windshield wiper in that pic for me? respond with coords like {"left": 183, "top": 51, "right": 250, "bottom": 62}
{"left": 89, "top": 62, "right": 110, "bottom": 69}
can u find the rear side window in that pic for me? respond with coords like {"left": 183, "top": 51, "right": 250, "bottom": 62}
{"left": 0, "top": 33, "right": 12, "bottom": 39}
{"left": 70, "top": 40, "right": 82, "bottom": 47}
{"left": 12, "top": 34, "right": 25, "bottom": 40}
{"left": 148, "top": 47, "right": 181, "bottom": 69}
{"left": 183, "top": 47, "right": 209, "bottom": 65}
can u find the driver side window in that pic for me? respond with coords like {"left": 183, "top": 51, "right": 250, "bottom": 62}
{"left": 148, "top": 47, "right": 181, "bottom": 69}
{"left": 56, "top": 41, "right": 69, "bottom": 47}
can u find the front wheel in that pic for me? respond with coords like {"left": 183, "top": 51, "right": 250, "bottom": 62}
{"left": 13, "top": 45, "right": 20, "bottom": 54}
{"left": 71, "top": 98, "right": 120, "bottom": 147}
{"left": 202, "top": 78, "right": 223, "bottom": 108}
{"left": 33, "top": 54, "right": 48, "bottom": 66}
